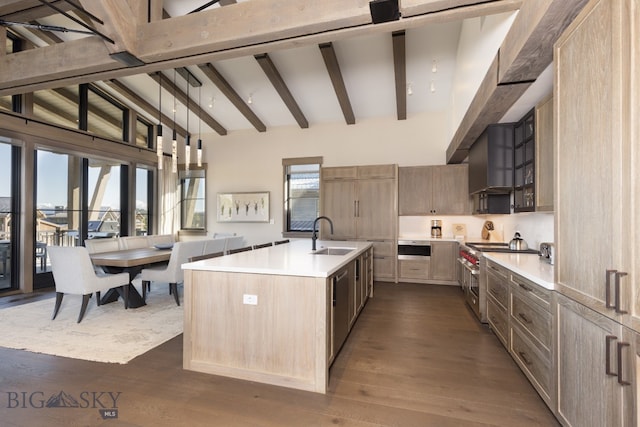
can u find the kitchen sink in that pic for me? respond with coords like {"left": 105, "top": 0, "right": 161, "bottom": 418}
{"left": 311, "top": 247, "right": 355, "bottom": 256}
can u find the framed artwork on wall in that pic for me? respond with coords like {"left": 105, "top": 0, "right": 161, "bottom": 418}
{"left": 217, "top": 192, "right": 270, "bottom": 223}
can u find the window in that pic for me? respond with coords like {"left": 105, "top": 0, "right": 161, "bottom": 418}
{"left": 180, "top": 168, "right": 206, "bottom": 231}
{"left": 283, "top": 157, "right": 322, "bottom": 236}
{"left": 135, "top": 167, "right": 152, "bottom": 235}
{"left": 135, "top": 117, "right": 153, "bottom": 148}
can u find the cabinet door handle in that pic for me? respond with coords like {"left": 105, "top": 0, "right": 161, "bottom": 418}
{"left": 356, "top": 200, "right": 360, "bottom": 217}
{"left": 617, "top": 342, "right": 631, "bottom": 386}
{"left": 605, "top": 269, "right": 617, "bottom": 309}
{"left": 605, "top": 335, "right": 618, "bottom": 376}
{"left": 614, "top": 271, "right": 628, "bottom": 314}
{"left": 353, "top": 200, "right": 357, "bottom": 217}
{"left": 332, "top": 279, "right": 336, "bottom": 307}
{"left": 518, "top": 312, "right": 532, "bottom": 324}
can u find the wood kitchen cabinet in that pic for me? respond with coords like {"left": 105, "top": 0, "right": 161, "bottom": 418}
{"left": 486, "top": 260, "right": 509, "bottom": 347}
{"left": 535, "top": 94, "right": 554, "bottom": 211}
{"left": 398, "top": 165, "right": 470, "bottom": 215}
{"left": 398, "top": 241, "right": 457, "bottom": 284}
{"left": 429, "top": 241, "right": 457, "bottom": 282}
{"left": 556, "top": 294, "right": 636, "bottom": 426}
{"left": 555, "top": 0, "right": 639, "bottom": 329}
{"left": 321, "top": 165, "right": 397, "bottom": 281}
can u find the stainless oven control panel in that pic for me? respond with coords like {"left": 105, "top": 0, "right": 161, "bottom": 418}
{"left": 397, "top": 240, "right": 431, "bottom": 260}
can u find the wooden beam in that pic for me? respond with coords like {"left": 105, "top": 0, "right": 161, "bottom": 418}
{"left": 148, "top": 72, "right": 227, "bottom": 136}
{"left": 0, "top": 1, "right": 73, "bottom": 21}
{"left": 198, "top": 63, "right": 266, "bottom": 132}
{"left": 254, "top": 53, "right": 308, "bottom": 129}
{"left": 319, "top": 42, "right": 355, "bottom": 125}
{"left": 498, "top": 0, "right": 589, "bottom": 83}
{"left": 401, "top": 0, "right": 521, "bottom": 18}
{"left": 392, "top": 31, "right": 406, "bottom": 121}
{"left": 445, "top": 0, "right": 588, "bottom": 163}
{"left": 0, "top": 0, "right": 521, "bottom": 96}
{"left": 446, "top": 55, "right": 531, "bottom": 163}
{"left": 105, "top": 78, "right": 187, "bottom": 137}
{"left": 0, "top": 27, "right": 5, "bottom": 57}
{"left": 24, "top": 24, "right": 64, "bottom": 45}
{"left": 78, "top": 0, "right": 141, "bottom": 56}
{"left": 148, "top": 0, "right": 163, "bottom": 22}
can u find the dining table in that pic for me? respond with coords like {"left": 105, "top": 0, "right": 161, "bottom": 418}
{"left": 90, "top": 247, "right": 172, "bottom": 308}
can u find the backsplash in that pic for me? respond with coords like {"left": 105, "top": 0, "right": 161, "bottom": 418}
{"left": 399, "top": 212, "right": 554, "bottom": 248}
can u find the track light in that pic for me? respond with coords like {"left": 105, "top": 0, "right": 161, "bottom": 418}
{"left": 432, "top": 59, "right": 438, "bottom": 73}
{"left": 406, "top": 83, "right": 413, "bottom": 96}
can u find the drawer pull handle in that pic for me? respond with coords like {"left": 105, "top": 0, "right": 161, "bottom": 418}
{"left": 518, "top": 312, "right": 532, "bottom": 324}
{"left": 518, "top": 282, "right": 532, "bottom": 292}
{"left": 617, "top": 342, "right": 631, "bottom": 386}
{"left": 605, "top": 269, "right": 617, "bottom": 309}
{"left": 518, "top": 351, "right": 532, "bottom": 366}
{"left": 614, "top": 272, "right": 628, "bottom": 314}
{"left": 605, "top": 335, "right": 617, "bottom": 376}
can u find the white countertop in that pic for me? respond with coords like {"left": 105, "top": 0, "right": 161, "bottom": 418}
{"left": 182, "top": 239, "right": 372, "bottom": 278}
{"left": 483, "top": 252, "right": 555, "bottom": 290}
{"left": 398, "top": 235, "right": 462, "bottom": 243}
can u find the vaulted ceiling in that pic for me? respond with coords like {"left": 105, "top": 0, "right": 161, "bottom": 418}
{"left": 1, "top": 0, "right": 525, "bottom": 142}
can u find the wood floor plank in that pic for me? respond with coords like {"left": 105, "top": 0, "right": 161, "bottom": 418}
{"left": 0, "top": 282, "right": 559, "bottom": 426}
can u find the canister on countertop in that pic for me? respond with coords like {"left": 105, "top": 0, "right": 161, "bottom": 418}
{"left": 430, "top": 220, "right": 442, "bottom": 238}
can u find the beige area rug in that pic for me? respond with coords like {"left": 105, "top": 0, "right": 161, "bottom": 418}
{"left": 0, "top": 282, "right": 183, "bottom": 364}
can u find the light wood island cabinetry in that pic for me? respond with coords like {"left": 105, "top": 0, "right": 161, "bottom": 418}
{"left": 182, "top": 240, "right": 373, "bottom": 394}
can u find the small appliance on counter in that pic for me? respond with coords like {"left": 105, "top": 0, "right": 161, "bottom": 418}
{"left": 539, "top": 242, "right": 555, "bottom": 265}
{"left": 430, "top": 219, "right": 442, "bottom": 238}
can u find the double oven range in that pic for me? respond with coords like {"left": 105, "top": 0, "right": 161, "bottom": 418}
{"left": 458, "top": 242, "right": 539, "bottom": 322}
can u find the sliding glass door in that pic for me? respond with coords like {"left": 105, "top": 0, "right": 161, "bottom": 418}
{"left": 0, "top": 140, "right": 18, "bottom": 292}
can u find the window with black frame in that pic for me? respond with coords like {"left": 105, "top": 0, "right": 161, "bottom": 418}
{"left": 283, "top": 157, "right": 322, "bottom": 236}
{"left": 180, "top": 168, "right": 206, "bottom": 230}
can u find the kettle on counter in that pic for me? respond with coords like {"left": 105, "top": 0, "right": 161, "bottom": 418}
{"left": 509, "top": 232, "right": 529, "bottom": 251}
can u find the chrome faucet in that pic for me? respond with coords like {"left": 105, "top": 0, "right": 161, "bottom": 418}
{"left": 312, "top": 216, "right": 334, "bottom": 251}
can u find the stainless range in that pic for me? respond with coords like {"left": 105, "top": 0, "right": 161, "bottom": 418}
{"left": 458, "top": 242, "right": 539, "bottom": 323}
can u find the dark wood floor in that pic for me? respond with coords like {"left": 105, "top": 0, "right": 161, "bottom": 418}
{"left": 0, "top": 283, "right": 559, "bottom": 426}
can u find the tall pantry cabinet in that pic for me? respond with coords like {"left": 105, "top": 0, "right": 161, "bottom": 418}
{"left": 321, "top": 165, "right": 397, "bottom": 281}
{"left": 554, "top": 0, "right": 638, "bottom": 425}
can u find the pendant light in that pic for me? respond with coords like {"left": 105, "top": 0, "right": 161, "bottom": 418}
{"left": 171, "top": 69, "right": 178, "bottom": 174}
{"left": 185, "top": 76, "right": 191, "bottom": 171}
{"left": 197, "top": 86, "right": 203, "bottom": 167}
{"left": 156, "top": 72, "right": 163, "bottom": 170}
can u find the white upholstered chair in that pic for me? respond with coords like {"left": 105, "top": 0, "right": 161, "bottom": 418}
{"left": 48, "top": 246, "right": 130, "bottom": 323}
{"left": 140, "top": 240, "right": 206, "bottom": 306}
{"left": 224, "top": 236, "right": 245, "bottom": 254}
{"left": 203, "top": 238, "right": 226, "bottom": 256}
{"left": 118, "top": 235, "right": 150, "bottom": 250}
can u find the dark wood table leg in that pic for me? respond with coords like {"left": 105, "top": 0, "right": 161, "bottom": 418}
{"left": 99, "top": 266, "right": 147, "bottom": 308}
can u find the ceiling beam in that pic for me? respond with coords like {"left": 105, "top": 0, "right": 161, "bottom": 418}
{"left": 0, "top": 1, "right": 73, "bottom": 21}
{"left": 446, "top": 0, "right": 589, "bottom": 163}
{"left": 319, "top": 42, "right": 355, "bottom": 125}
{"left": 401, "top": 0, "right": 522, "bottom": 18}
{"left": 254, "top": 53, "right": 308, "bottom": 129}
{"left": 0, "top": 0, "right": 522, "bottom": 96}
{"left": 392, "top": 31, "right": 406, "bottom": 121}
{"left": 78, "top": 0, "right": 142, "bottom": 57}
{"left": 148, "top": 71, "right": 227, "bottom": 136}
{"left": 199, "top": 63, "right": 266, "bottom": 133}
{"left": 105, "top": 78, "right": 187, "bottom": 137}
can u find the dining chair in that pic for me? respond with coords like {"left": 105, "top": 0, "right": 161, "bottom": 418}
{"left": 48, "top": 246, "right": 130, "bottom": 323}
{"left": 35, "top": 241, "right": 47, "bottom": 271}
{"left": 273, "top": 239, "right": 290, "bottom": 245}
{"left": 140, "top": 240, "right": 206, "bottom": 306}
{"left": 203, "top": 238, "right": 226, "bottom": 255}
{"left": 224, "top": 236, "right": 245, "bottom": 254}
{"left": 119, "top": 235, "right": 150, "bottom": 250}
{"left": 253, "top": 242, "right": 273, "bottom": 250}
{"left": 227, "top": 246, "right": 253, "bottom": 254}
{"left": 188, "top": 251, "right": 224, "bottom": 262}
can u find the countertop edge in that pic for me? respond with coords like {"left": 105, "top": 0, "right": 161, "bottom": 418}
{"left": 483, "top": 252, "right": 555, "bottom": 290}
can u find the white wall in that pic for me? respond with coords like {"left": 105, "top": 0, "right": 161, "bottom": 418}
{"left": 202, "top": 111, "right": 449, "bottom": 245}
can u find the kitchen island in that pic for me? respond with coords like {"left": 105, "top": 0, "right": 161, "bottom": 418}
{"left": 181, "top": 239, "right": 373, "bottom": 394}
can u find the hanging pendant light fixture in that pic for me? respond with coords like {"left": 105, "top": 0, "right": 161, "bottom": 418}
{"left": 185, "top": 79, "right": 191, "bottom": 171}
{"left": 156, "top": 72, "right": 163, "bottom": 170}
{"left": 197, "top": 86, "right": 203, "bottom": 167}
{"left": 171, "top": 69, "right": 178, "bottom": 174}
